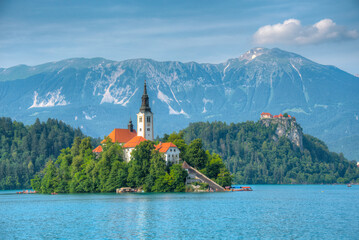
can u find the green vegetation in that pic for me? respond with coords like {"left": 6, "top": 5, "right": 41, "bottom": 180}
{"left": 32, "top": 132, "right": 231, "bottom": 193}
{"left": 182, "top": 121, "right": 359, "bottom": 184}
{"left": 163, "top": 132, "right": 232, "bottom": 187}
{"left": 0, "top": 117, "right": 86, "bottom": 189}
{"left": 11, "top": 116, "right": 356, "bottom": 191}
{"left": 31, "top": 137, "right": 190, "bottom": 193}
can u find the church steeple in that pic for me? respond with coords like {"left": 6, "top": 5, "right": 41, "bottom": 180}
{"left": 140, "top": 80, "right": 151, "bottom": 113}
{"left": 137, "top": 80, "right": 154, "bottom": 141}
{"left": 128, "top": 118, "right": 133, "bottom": 132}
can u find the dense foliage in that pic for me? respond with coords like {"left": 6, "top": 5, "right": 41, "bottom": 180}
{"left": 32, "top": 132, "right": 232, "bottom": 193}
{"left": 163, "top": 132, "right": 232, "bottom": 187}
{"left": 0, "top": 117, "right": 86, "bottom": 189}
{"left": 181, "top": 121, "right": 359, "bottom": 184}
{"left": 31, "top": 138, "right": 190, "bottom": 193}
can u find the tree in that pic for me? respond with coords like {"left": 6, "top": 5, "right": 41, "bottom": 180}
{"left": 144, "top": 150, "right": 167, "bottom": 192}
{"left": 169, "top": 164, "right": 188, "bottom": 192}
{"left": 185, "top": 139, "right": 208, "bottom": 169}
{"left": 127, "top": 141, "right": 154, "bottom": 187}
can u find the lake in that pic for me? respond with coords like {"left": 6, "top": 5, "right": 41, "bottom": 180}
{"left": 1, "top": 185, "right": 358, "bottom": 239}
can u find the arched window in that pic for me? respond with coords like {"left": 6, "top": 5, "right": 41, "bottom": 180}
{"left": 147, "top": 116, "right": 151, "bottom": 123}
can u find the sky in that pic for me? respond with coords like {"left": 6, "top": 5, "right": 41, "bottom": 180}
{"left": 0, "top": 0, "right": 358, "bottom": 74}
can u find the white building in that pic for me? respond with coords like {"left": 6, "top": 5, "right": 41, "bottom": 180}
{"left": 137, "top": 80, "right": 154, "bottom": 141}
{"left": 155, "top": 142, "right": 181, "bottom": 164}
{"left": 122, "top": 136, "right": 147, "bottom": 162}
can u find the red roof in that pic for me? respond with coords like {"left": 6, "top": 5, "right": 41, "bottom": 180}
{"left": 261, "top": 112, "right": 272, "bottom": 116}
{"left": 288, "top": 115, "right": 291, "bottom": 118}
{"left": 273, "top": 115, "right": 279, "bottom": 118}
{"left": 123, "top": 136, "right": 147, "bottom": 148}
{"left": 101, "top": 128, "right": 137, "bottom": 144}
{"left": 279, "top": 114, "right": 283, "bottom": 117}
{"left": 93, "top": 145, "right": 103, "bottom": 153}
{"left": 155, "top": 142, "right": 178, "bottom": 153}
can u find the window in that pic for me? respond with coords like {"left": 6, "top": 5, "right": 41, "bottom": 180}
{"left": 147, "top": 128, "right": 150, "bottom": 131}
{"left": 170, "top": 149, "right": 172, "bottom": 152}
{"left": 139, "top": 117, "right": 142, "bottom": 122}
{"left": 139, "top": 128, "right": 142, "bottom": 131}
{"left": 147, "top": 116, "right": 151, "bottom": 123}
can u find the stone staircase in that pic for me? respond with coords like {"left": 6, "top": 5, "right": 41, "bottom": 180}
{"left": 182, "top": 161, "right": 225, "bottom": 192}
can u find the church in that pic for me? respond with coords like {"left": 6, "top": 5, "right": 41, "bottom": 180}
{"left": 93, "top": 81, "right": 180, "bottom": 164}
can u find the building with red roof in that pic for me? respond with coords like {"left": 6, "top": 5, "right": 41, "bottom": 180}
{"left": 101, "top": 119, "right": 137, "bottom": 144}
{"left": 92, "top": 145, "right": 103, "bottom": 153}
{"left": 260, "top": 112, "right": 273, "bottom": 119}
{"left": 155, "top": 142, "right": 180, "bottom": 164}
{"left": 261, "top": 112, "right": 295, "bottom": 120}
{"left": 123, "top": 136, "right": 147, "bottom": 148}
{"left": 122, "top": 136, "right": 148, "bottom": 162}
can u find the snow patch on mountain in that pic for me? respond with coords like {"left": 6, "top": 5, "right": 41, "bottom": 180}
{"left": 29, "top": 88, "right": 69, "bottom": 109}
{"left": 202, "top": 98, "right": 214, "bottom": 113}
{"left": 157, "top": 88, "right": 172, "bottom": 104}
{"left": 83, "top": 111, "right": 96, "bottom": 120}
{"left": 169, "top": 86, "right": 181, "bottom": 106}
{"left": 121, "top": 88, "right": 139, "bottom": 106}
{"left": 158, "top": 87, "right": 188, "bottom": 117}
{"left": 314, "top": 104, "right": 328, "bottom": 109}
{"left": 240, "top": 48, "right": 266, "bottom": 62}
{"left": 168, "top": 105, "right": 189, "bottom": 118}
{"left": 223, "top": 62, "right": 230, "bottom": 79}
{"left": 290, "top": 61, "right": 309, "bottom": 103}
{"left": 203, "top": 98, "right": 214, "bottom": 104}
{"left": 97, "top": 68, "right": 136, "bottom": 106}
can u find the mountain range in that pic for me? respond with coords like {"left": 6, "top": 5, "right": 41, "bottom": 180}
{"left": 0, "top": 48, "right": 358, "bottom": 160}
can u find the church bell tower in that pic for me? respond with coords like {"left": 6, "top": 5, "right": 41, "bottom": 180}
{"left": 137, "top": 81, "right": 154, "bottom": 140}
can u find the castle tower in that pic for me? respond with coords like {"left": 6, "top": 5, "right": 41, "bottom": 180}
{"left": 137, "top": 81, "right": 154, "bottom": 140}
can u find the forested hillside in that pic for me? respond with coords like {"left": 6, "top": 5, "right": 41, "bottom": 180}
{"left": 0, "top": 117, "right": 87, "bottom": 189}
{"left": 181, "top": 121, "right": 359, "bottom": 184}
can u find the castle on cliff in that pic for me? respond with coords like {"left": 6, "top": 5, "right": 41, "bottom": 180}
{"left": 260, "top": 112, "right": 296, "bottom": 120}
{"left": 93, "top": 81, "right": 180, "bottom": 164}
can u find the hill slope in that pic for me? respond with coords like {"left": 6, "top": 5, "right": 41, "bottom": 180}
{"left": 181, "top": 120, "right": 359, "bottom": 184}
{"left": 0, "top": 48, "right": 358, "bottom": 160}
{"left": 0, "top": 117, "right": 86, "bottom": 189}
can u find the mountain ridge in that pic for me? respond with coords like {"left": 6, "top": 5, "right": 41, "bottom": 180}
{"left": 0, "top": 47, "right": 358, "bottom": 160}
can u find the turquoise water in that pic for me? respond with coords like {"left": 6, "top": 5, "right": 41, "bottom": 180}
{"left": 1, "top": 185, "right": 358, "bottom": 239}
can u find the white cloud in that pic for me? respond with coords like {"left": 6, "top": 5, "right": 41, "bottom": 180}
{"left": 253, "top": 19, "right": 358, "bottom": 45}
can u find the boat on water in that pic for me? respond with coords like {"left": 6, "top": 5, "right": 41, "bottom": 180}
{"left": 16, "top": 190, "right": 37, "bottom": 194}
{"left": 116, "top": 187, "right": 137, "bottom": 193}
{"left": 225, "top": 186, "right": 253, "bottom": 192}
{"left": 347, "top": 184, "right": 352, "bottom": 187}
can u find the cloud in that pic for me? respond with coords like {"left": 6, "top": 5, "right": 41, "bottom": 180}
{"left": 253, "top": 19, "right": 359, "bottom": 45}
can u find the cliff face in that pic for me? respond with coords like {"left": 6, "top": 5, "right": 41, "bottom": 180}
{"left": 261, "top": 118, "right": 303, "bottom": 151}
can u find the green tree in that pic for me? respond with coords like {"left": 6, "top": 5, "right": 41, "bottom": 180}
{"left": 127, "top": 141, "right": 154, "bottom": 187}
{"left": 185, "top": 139, "right": 207, "bottom": 169}
{"left": 144, "top": 150, "right": 167, "bottom": 192}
